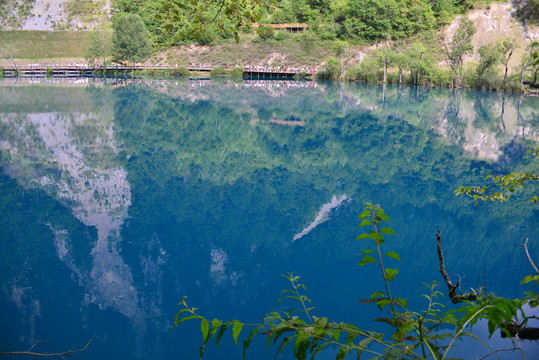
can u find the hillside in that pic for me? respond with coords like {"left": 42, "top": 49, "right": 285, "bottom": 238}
{"left": 0, "top": 1, "right": 537, "bottom": 76}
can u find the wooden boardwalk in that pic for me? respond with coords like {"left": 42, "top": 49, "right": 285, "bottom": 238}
{"left": 1, "top": 64, "right": 313, "bottom": 79}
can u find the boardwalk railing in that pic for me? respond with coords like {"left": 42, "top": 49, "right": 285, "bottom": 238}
{"left": 0, "top": 64, "right": 314, "bottom": 78}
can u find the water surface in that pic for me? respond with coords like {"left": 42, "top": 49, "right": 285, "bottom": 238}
{"left": 0, "top": 78, "right": 538, "bottom": 359}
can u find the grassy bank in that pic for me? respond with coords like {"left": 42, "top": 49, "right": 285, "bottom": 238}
{"left": 0, "top": 30, "right": 91, "bottom": 59}
{"left": 153, "top": 32, "right": 336, "bottom": 68}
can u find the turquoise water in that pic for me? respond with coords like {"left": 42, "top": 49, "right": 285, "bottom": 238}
{"left": 0, "top": 78, "right": 538, "bottom": 359}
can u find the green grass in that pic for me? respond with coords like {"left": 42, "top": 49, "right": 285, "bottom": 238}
{"left": 158, "top": 32, "right": 337, "bottom": 68}
{"left": 0, "top": 30, "right": 92, "bottom": 59}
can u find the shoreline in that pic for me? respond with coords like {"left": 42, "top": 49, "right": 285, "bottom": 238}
{"left": 1, "top": 61, "right": 537, "bottom": 94}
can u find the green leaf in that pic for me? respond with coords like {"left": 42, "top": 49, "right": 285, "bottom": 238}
{"left": 380, "top": 227, "right": 395, "bottom": 235}
{"left": 358, "top": 256, "right": 376, "bottom": 266}
{"left": 370, "top": 291, "right": 385, "bottom": 298}
{"left": 211, "top": 319, "right": 222, "bottom": 337}
{"left": 385, "top": 251, "right": 401, "bottom": 261}
{"left": 376, "top": 299, "right": 391, "bottom": 310}
{"left": 521, "top": 275, "right": 539, "bottom": 284}
{"left": 385, "top": 268, "right": 399, "bottom": 281}
{"left": 216, "top": 323, "right": 229, "bottom": 347}
{"left": 233, "top": 321, "right": 243, "bottom": 345}
{"left": 243, "top": 326, "right": 262, "bottom": 360}
{"left": 358, "top": 211, "right": 370, "bottom": 219}
{"left": 336, "top": 344, "right": 352, "bottom": 360}
{"left": 276, "top": 336, "right": 294, "bottom": 357}
{"left": 369, "top": 232, "right": 384, "bottom": 241}
{"left": 294, "top": 333, "right": 311, "bottom": 360}
{"left": 172, "top": 315, "right": 202, "bottom": 328}
{"left": 359, "top": 219, "right": 372, "bottom": 227}
{"left": 355, "top": 233, "right": 369, "bottom": 240}
{"left": 201, "top": 319, "right": 210, "bottom": 342}
{"left": 361, "top": 249, "right": 374, "bottom": 256}
{"left": 379, "top": 213, "right": 390, "bottom": 221}
{"left": 309, "top": 342, "right": 330, "bottom": 360}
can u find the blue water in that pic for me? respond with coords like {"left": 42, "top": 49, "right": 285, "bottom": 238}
{"left": 0, "top": 78, "right": 538, "bottom": 359}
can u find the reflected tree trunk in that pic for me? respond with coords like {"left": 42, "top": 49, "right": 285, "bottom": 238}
{"left": 518, "top": 95, "right": 525, "bottom": 137}
{"left": 499, "top": 93, "right": 506, "bottom": 131}
{"left": 503, "top": 49, "right": 513, "bottom": 92}
{"left": 382, "top": 83, "right": 387, "bottom": 108}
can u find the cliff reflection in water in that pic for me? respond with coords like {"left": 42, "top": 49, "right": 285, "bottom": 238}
{"left": 0, "top": 80, "right": 537, "bottom": 359}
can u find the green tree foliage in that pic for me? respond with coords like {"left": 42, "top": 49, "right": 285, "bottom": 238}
{"left": 516, "top": 0, "right": 539, "bottom": 24}
{"left": 316, "top": 56, "right": 341, "bottom": 80}
{"left": 456, "top": 147, "right": 539, "bottom": 204}
{"left": 85, "top": 26, "right": 113, "bottom": 65}
{"left": 112, "top": 13, "right": 153, "bottom": 65}
{"left": 444, "top": 17, "right": 476, "bottom": 86}
{"left": 152, "top": 0, "right": 460, "bottom": 45}
{"left": 520, "top": 41, "right": 539, "bottom": 87}
{"left": 476, "top": 43, "right": 501, "bottom": 77}
{"left": 501, "top": 39, "right": 517, "bottom": 91}
{"left": 475, "top": 42, "right": 502, "bottom": 88}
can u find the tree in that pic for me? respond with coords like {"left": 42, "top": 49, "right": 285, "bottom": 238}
{"left": 85, "top": 26, "right": 113, "bottom": 66}
{"left": 476, "top": 43, "right": 501, "bottom": 78}
{"left": 445, "top": 17, "right": 476, "bottom": 86}
{"left": 520, "top": 41, "right": 539, "bottom": 87}
{"left": 407, "top": 42, "right": 426, "bottom": 85}
{"left": 456, "top": 147, "right": 539, "bottom": 204}
{"left": 501, "top": 39, "right": 517, "bottom": 91}
{"left": 374, "top": 48, "right": 392, "bottom": 83}
{"left": 393, "top": 49, "right": 409, "bottom": 85}
{"left": 159, "top": 0, "right": 277, "bottom": 42}
{"left": 475, "top": 42, "right": 502, "bottom": 88}
{"left": 112, "top": 13, "right": 153, "bottom": 66}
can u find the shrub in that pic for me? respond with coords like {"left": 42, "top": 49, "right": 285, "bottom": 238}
{"left": 170, "top": 67, "right": 190, "bottom": 77}
{"left": 256, "top": 26, "right": 275, "bottom": 41}
{"left": 359, "top": 56, "right": 381, "bottom": 83}
{"left": 316, "top": 56, "right": 341, "bottom": 80}
{"left": 431, "top": 68, "right": 452, "bottom": 87}
{"left": 210, "top": 67, "right": 227, "bottom": 77}
{"left": 230, "top": 66, "right": 244, "bottom": 77}
{"left": 274, "top": 30, "right": 288, "bottom": 42}
{"left": 475, "top": 67, "right": 503, "bottom": 90}
{"left": 344, "top": 64, "right": 361, "bottom": 81}
{"left": 462, "top": 63, "right": 478, "bottom": 87}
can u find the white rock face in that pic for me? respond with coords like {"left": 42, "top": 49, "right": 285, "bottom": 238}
{"left": 0, "top": 109, "right": 157, "bottom": 339}
{"left": 3, "top": 0, "right": 113, "bottom": 30}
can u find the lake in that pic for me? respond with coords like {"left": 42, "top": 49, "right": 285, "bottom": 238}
{"left": 0, "top": 78, "right": 538, "bottom": 359}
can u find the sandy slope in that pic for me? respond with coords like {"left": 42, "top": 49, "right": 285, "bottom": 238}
{"left": 446, "top": 3, "right": 539, "bottom": 67}
{"left": 18, "top": 0, "right": 112, "bottom": 30}
{"left": 21, "top": 0, "right": 68, "bottom": 30}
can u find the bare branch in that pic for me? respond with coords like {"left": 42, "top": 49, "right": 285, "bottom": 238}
{"left": 0, "top": 339, "right": 92, "bottom": 358}
{"left": 477, "top": 347, "right": 520, "bottom": 360}
{"left": 436, "top": 231, "right": 480, "bottom": 303}
{"left": 520, "top": 238, "right": 539, "bottom": 274}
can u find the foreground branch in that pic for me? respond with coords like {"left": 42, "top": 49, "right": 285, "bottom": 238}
{"left": 436, "top": 230, "right": 480, "bottom": 303}
{"left": 0, "top": 339, "right": 92, "bottom": 359}
{"left": 521, "top": 238, "right": 539, "bottom": 274}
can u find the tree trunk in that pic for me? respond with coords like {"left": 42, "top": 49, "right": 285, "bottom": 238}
{"left": 503, "top": 49, "right": 513, "bottom": 91}
{"left": 456, "top": 61, "right": 461, "bottom": 87}
{"left": 521, "top": 60, "right": 529, "bottom": 87}
{"left": 383, "top": 56, "right": 387, "bottom": 83}
{"left": 398, "top": 59, "right": 402, "bottom": 85}
{"left": 382, "top": 83, "right": 387, "bottom": 108}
